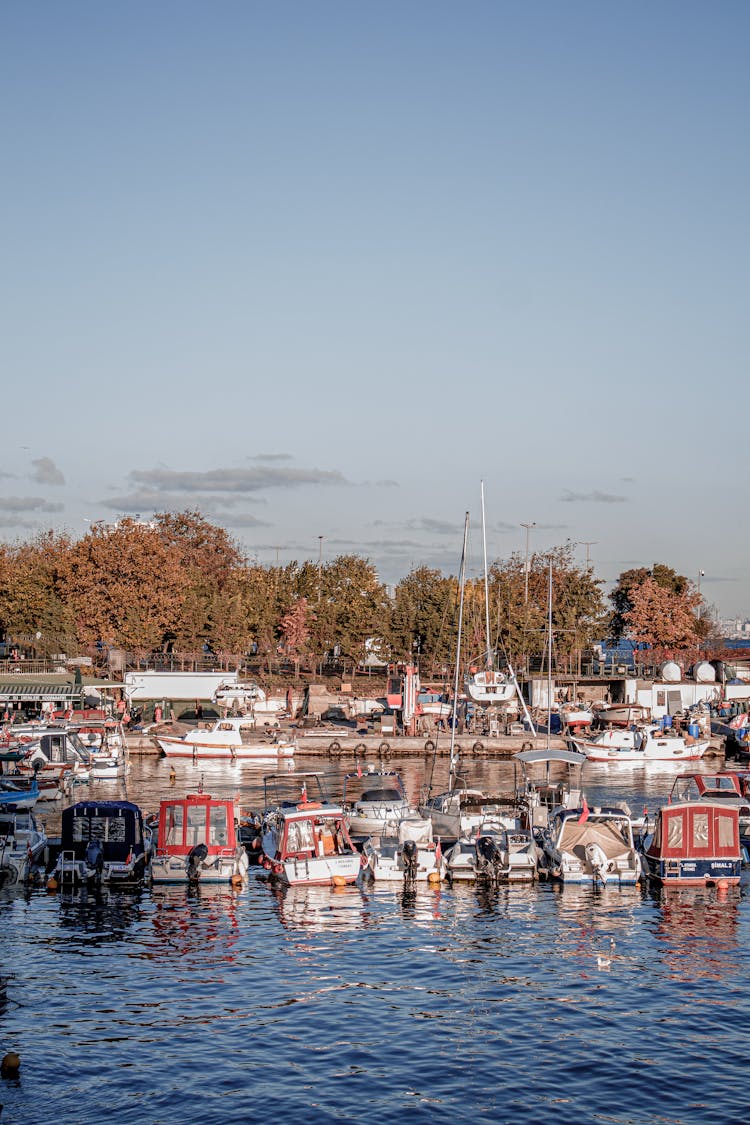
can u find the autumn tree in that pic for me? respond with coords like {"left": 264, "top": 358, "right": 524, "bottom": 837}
{"left": 0, "top": 533, "right": 76, "bottom": 654}
{"left": 154, "top": 511, "right": 244, "bottom": 650}
{"left": 623, "top": 576, "right": 701, "bottom": 662}
{"left": 279, "top": 597, "right": 314, "bottom": 676}
{"left": 609, "top": 564, "right": 691, "bottom": 643}
{"left": 389, "top": 566, "right": 456, "bottom": 670}
{"left": 313, "top": 555, "right": 391, "bottom": 674}
{"left": 60, "top": 520, "right": 187, "bottom": 651}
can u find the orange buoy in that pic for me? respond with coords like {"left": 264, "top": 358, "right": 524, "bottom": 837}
{"left": 46, "top": 876, "right": 58, "bottom": 892}
{"left": 717, "top": 878, "right": 729, "bottom": 892}
{"left": 1, "top": 1051, "right": 20, "bottom": 1075}
{"left": 331, "top": 875, "right": 347, "bottom": 887}
{"left": 230, "top": 873, "right": 243, "bottom": 887}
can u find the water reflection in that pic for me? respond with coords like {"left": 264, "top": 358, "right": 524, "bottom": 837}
{"left": 267, "top": 879, "right": 369, "bottom": 933}
{"left": 652, "top": 884, "right": 741, "bottom": 981}
{"left": 147, "top": 882, "right": 242, "bottom": 965}
{"left": 56, "top": 885, "right": 144, "bottom": 940}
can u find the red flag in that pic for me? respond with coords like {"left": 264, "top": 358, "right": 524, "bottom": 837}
{"left": 300, "top": 782, "right": 307, "bottom": 803}
{"left": 435, "top": 838, "right": 442, "bottom": 864}
{"left": 357, "top": 764, "right": 362, "bottom": 778}
{"left": 578, "top": 795, "right": 590, "bottom": 825}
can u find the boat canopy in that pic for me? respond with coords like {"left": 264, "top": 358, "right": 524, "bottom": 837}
{"left": 61, "top": 801, "right": 145, "bottom": 857}
{"left": 514, "top": 748, "right": 587, "bottom": 767}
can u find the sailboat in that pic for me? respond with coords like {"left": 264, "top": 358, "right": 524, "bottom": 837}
{"left": 464, "top": 484, "right": 515, "bottom": 705}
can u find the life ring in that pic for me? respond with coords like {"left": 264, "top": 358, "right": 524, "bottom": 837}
{"left": 424, "top": 739, "right": 436, "bottom": 754}
{"left": 354, "top": 742, "right": 367, "bottom": 755}
{"left": 328, "top": 740, "right": 341, "bottom": 754}
{"left": 378, "top": 741, "right": 390, "bottom": 754}
{"left": 520, "top": 741, "right": 533, "bottom": 751}
{"left": 297, "top": 800, "right": 322, "bottom": 810}
{"left": 472, "top": 741, "right": 485, "bottom": 754}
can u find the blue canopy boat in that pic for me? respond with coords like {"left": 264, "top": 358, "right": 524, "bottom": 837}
{"left": 51, "top": 800, "right": 152, "bottom": 885}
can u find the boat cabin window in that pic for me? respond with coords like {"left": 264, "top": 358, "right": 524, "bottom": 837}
{"left": 208, "top": 806, "right": 228, "bottom": 846}
{"left": 717, "top": 813, "right": 735, "bottom": 849}
{"left": 219, "top": 723, "right": 233, "bottom": 731}
{"left": 666, "top": 814, "right": 684, "bottom": 850}
{"left": 164, "top": 804, "right": 184, "bottom": 846}
{"left": 72, "top": 815, "right": 127, "bottom": 843}
{"left": 186, "top": 804, "right": 207, "bottom": 846}
{"left": 47, "top": 735, "right": 66, "bottom": 763}
{"left": 692, "top": 812, "right": 709, "bottom": 849}
{"left": 287, "top": 819, "right": 315, "bottom": 853}
{"left": 361, "top": 788, "right": 402, "bottom": 803}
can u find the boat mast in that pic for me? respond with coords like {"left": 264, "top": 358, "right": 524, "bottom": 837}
{"left": 448, "top": 511, "right": 470, "bottom": 792}
{"left": 546, "top": 560, "right": 553, "bottom": 751}
{"left": 481, "top": 480, "right": 492, "bottom": 671}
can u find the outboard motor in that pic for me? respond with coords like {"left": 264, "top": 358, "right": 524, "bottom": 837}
{"left": 85, "top": 838, "right": 104, "bottom": 878}
{"left": 187, "top": 842, "right": 209, "bottom": 881}
{"left": 585, "top": 841, "right": 609, "bottom": 884}
{"left": 476, "top": 834, "right": 503, "bottom": 882}
{"left": 402, "top": 838, "right": 418, "bottom": 883}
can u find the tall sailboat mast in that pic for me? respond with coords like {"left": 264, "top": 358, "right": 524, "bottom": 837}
{"left": 481, "top": 480, "right": 492, "bottom": 671}
{"left": 448, "top": 511, "right": 470, "bottom": 792}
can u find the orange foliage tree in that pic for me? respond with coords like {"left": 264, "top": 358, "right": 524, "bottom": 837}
{"left": 60, "top": 520, "right": 187, "bottom": 651}
{"left": 624, "top": 576, "right": 701, "bottom": 663}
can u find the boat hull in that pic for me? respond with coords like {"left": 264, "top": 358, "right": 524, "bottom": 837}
{"left": 643, "top": 854, "right": 741, "bottom": 885}
{"left": 157, "top": 737, "right": 294, "bottom": 760}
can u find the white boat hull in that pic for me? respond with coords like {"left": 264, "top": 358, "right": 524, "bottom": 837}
{"left": 157, "top": 737, "right": 295, "bottom": 760}
{"left": 151, "top": 849, "right": 249, "bottom": 884}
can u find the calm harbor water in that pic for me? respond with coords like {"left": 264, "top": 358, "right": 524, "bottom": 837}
{"left": 2, "top": 754, "right": 749, "bottom": 1125}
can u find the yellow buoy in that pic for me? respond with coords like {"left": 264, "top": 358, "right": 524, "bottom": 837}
{"left": 46, "top": 876, "right": 58, "bottom": 892}
{"left": 331, "top": 875, "right": 347, "bottom": 887}
{"left": 427, "top": 870, "right": 441, "bottom": 883}
{"left": 230, "top": 874, "right": 243, "bottom": 887}
{"left": 1, "top": 1051, "right": 20, "bottom": 1075}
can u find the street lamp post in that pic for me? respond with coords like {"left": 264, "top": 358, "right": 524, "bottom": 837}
{"left": 521, "top": 522, "right": 536, "bottom": 603}
{"left": 317, "top": 536, "right": 325, "bottom": 602}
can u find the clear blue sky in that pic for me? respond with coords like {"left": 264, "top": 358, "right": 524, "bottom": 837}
{"left": 1, "top": 2, "right": 748, "bottom": 616}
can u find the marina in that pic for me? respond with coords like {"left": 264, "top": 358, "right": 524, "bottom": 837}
{"left": 2, "top": 746, "right": 750, "bottom": 1123}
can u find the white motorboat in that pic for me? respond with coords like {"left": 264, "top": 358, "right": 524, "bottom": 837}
{"left": 420, "top": 786, "right": 522, "bottom": 841}
{"left": 571, "top": 723, "right": 710, "bottom": 763}
{"left": 445, "top": 817, "right": 537, "bottom": 883}
{"left": 260, "top": 774, "right": 361, "bottom": 887}
{"left": 361, "top": 813, "right": 443, "bottom": 883}
{"left": 0, "top": 809, "right": 48, "bottom": 886}
{"left": 156, "top": 717, "right": 295, "bottom": 760}
{"left": 19, "top": 729, "right": 92, "bottom": 782}
{"left": 513, "top": 748, "right": 587, "bottom": 833}
{"left": 212, "top": 682, "right": 286, "bottom": 718}
{"left": 342, "top": 767, "right": 412, "bottom": 838}
{"left": 151, "top": 793, "right": 249, "bottom": 884}
{"left": 539, "top": 804, "right": 642, "bottom": 885}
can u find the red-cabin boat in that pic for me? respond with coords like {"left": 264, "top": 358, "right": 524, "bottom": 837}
{"left": 642, "top": 801, "right": 741, "bottom": 886}
{"left": 150, "top": 793, "right": 249, "bottom": 884}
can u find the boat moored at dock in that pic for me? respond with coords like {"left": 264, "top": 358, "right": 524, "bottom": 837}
{"left": 150, "top": 793, "right": 249, "bottom": 884}
{"left": 641, "top": 801, "right": 741, "bottom": 886}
